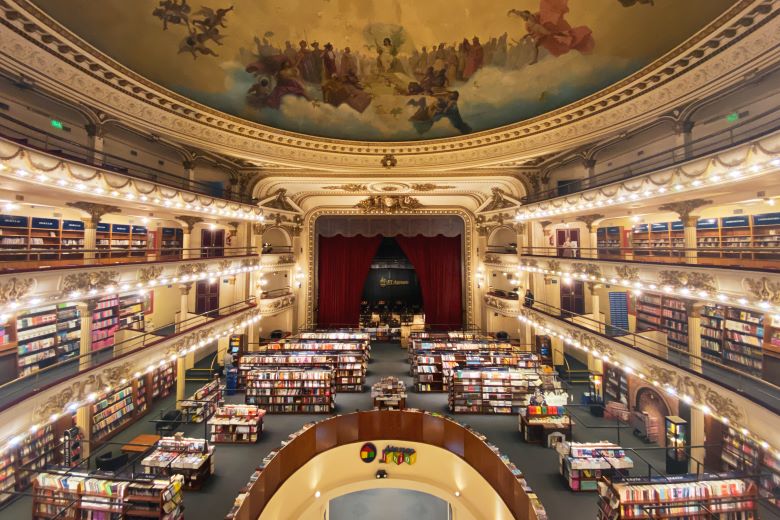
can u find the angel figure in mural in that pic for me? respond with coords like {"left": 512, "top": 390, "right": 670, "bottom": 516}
{"left": 152, "top": 0, "right": 191, "bottom": 30}
{"left": 179, "top": 26, "right": 220, "bottom": 58}
{"left": 192, "top": 5, "right": 233, "bottom": 33}
{"left": 508, "top": 0, "right": 595, "bottom": 65}
{"left": 179, "top": 5, "right": 232, "bottom": 59}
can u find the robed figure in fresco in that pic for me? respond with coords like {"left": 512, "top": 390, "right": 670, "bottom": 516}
{"left": 509, "top": 0, "right": 595, "bottom": 64}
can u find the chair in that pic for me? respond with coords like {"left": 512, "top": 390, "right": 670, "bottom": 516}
{"left": 95, "top": 451, "right": 129, "bottom": 472}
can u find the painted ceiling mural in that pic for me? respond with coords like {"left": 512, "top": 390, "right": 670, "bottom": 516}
{"left": 32, "top": 0, "right": 737, "bottom": 142}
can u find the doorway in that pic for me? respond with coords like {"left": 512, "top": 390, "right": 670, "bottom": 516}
{"left": 556, "top": 228, "right": 580, "bottom": 258}
{"left": 201, "top": 228, "right": 225, "bottom": 258}
{"left": 195, "top": 280, "right": 220, "bottom": 317}
{"left": 561, "top": 280, "right": 585, "bottom": 316}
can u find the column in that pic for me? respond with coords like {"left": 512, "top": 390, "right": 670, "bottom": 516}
{"left": 575, "top": 214, "right": 604, "bottom": 259}
{"left": 675, "top": 120, "right": 695, "bottom": 161}
{"left": 658, "top": 199, "right": 711, "bottom": 265}
{"left": 178, "top": 282, "right": 192, "bottom": 332}
{"left": 584, "top": 158, "right": 596, "bottom": 179}
{"left": 183, "top": 160, "right": 196, "bottom": 192}
{"left": 76, "top": 300, "right": 95, "bottom": 372}
{"left": 687, "top": 302, "right": 703, "bottom": 373}
{"left": 589, "top": 283, "right": 602, "bottom": 333}
{"left": 85, "top": 123, "right": 104, "bottom": 166}
{"left": 76, "top": 405, "right": 92, "bottom": 460}
{"left": 176, "top": 216, "right": 203, "bottom": 259}
{"left": 66, "top": 202, "right": 121, "bottom": 264}
{"left": 689, "top": 408, "right": 705, "bottom": 473}
{"left": 176, "top": 356, "right": 186, "bottom": 410}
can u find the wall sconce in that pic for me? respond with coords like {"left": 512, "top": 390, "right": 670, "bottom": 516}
{"left": 375, "top": 469, "right": 388, "bottom": 479}
{"left": 294, "top": 267, "right": 304, "bottom": 289}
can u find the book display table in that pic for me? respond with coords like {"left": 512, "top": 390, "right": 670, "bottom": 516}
{"left": 371, "top": 376, "right": 407, "bottom": 410}
{"left": 209, "top": 405, "right": 265, "bottom": 443}
{"left": 556, "top": 441, "right": 633, "bottom": 492}
{"left": 520, "top": 406, "right": 572, "bottom": 444}
{"left": 141, "top": 434, "right": 214, "bottom": 490}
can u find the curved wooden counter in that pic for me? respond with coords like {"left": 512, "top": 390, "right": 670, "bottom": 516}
{"left": 230, "top": 409, "right": 545, "bottom": 520}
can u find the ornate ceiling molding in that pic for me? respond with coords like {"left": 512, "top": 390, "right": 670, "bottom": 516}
{"left": 0, "top": 1, "right": 776, "bottom": 170}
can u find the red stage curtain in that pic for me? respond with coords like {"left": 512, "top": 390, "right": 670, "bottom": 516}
{"left": 396, "top": 235, "right": 463, "bottom": 330}
{"left": 317, "top": 235, "right": 382, "bottom": 328}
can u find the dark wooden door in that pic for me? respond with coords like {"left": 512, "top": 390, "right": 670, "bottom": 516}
{"left": 196, "top": 280, "right": 220, "bottom": 317}
{"left": 561, "top": 280, "right": 585, "bottom": 316}
{"left": 201, "top": 229, "right": 225, "bottom": 258}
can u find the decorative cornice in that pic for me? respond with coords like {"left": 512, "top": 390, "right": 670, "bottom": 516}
{"left": 177, "top": 215, "right": 204, "bottom": 232}
{"left": 658, "top": 270, "right": 717, "bottom": 292}
{"left": 742, "top": 276, "right": 780, "bottom": 303}
{"left": 322, "top": 184, "right": 368, "bottom": 192}
{"left": 0, "top": 277, "right": 36, "bottom": 304}
{"left": 658, "top": 199, "right": 713, "bottom": 225}
{"left": 355, "top": 195, "right": 423, "bottom": 214}
{"left": 61, "top": 271, "right": 119, "bottom": 293}
{"left": 65, "top": 201, "right": 121, "bottom": 225}
{"left": 0, "top": 0, "right": 773, "bottom": 170}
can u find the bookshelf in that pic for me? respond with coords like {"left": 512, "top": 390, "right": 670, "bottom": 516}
{"left": 15, "top": 303, "right": 80, "bottom": 377}
{"left": 0, "top": 447, "right": 14, "bottom": 506}
{"left": 635, "top": 294, "right": 688, "bottom": 351}
{"left": 596, "top": 226, "right": 626, "bottom": 259}
{"left": 245, "top": 367, "right": 334, "bottom": 413}
{"left": 0, "top": 215, "right": 87, "bottom": 263}
{"left": 448, "top": 368, "right": 549, "bottom": 414}
{"left": 15, "top": 424, "right": 57, "bottom": 491}
{"left": 596, "top": 474, "right": 758, "bottom": 519}
{"left": 556, "top": 441, "right": 633, "bottom": 492}
{"left": 118, "top": 293, "right": 147, "bottom": 332}
{"left": 91, "top": 381, "right": 137, "bottom": 442}
{"left": 92, "top": 295, "right": 119, "bottom": 352}
{"left": 697, "top": 217, "right": 721, "bottom": 258}
{"left": 181, "top": 378, "right": 221, "bottom": 423}
{"left": 209, "top": 405, "right": 265, "bottom": 443}
{"left": 160, "top": 227, "right": 184, "bottom": 259}
{"left": 720, "top": 427, "right": 780, "bottom": 513}
{"left": 371, "top": 376, "right": 407, "bottom": 410}
{"left": 603, "top": 365, "right": 629, "bottom": 406}
{"left": 412, "top": 350, "right": 539, "bottom": 392}
{"left": 141, "top": 436, "right": 214, "bottom": 490}
{"left": 32, "top": 472, "right": 184, "bottom": 520}
{"left": 700, "top": 305, "right": 764, "bottom": 376}
{"left": 151, "top": 361, "right": 176, "bottom": 400}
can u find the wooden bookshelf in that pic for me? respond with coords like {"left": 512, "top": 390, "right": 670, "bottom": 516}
{"left": 604, "top": 365, "right": 629, "bottom": 406}
{"left": 209, "top": 405, "right": 265, "bottom": 443}
{"left": 15, "top": 303, "right": 80, "bottom": 377}
{"left": 118, "top": 293, "right": 147, "bottom": 332}
{"left": 245, "top": 367, "right": 334, "bottom": 413}
{"left": 13, "top": 415, "right": 74, "bottom": 493}
{"left": 412, "top": 350, "right": 539, "bottom": 392}
{"left": 448, "top": 368, "right": 549, "bottom": 414}
{"left": 160, "top": 227, "right": 183, "bottom": 259}
{"left": 91, "top": 295, "right": 119, "bottom": 352}
{"left": 240, "top": 350, "right": 365, "bottom": 392}
{"left": 597, "top": 226, "right": 628, "bottom": 259}
{"left": 91, "top": 381, "right": 136, "bottom": 442}
{"left": 125, "top": 475, "right": 184, "bottom": 520}
{"left": 636, "top": 294, "right": 688, "bottom": 351}
{"left": 181, "top": 378, "right": 221, "bottom": 423}
{"left": 597, "top": 474, "right": 759, "bottom": 519}
{"left": 720, "top": 426, "right": 780, "bottom": 513}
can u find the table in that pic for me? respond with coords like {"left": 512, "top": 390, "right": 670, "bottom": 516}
{"left": 520, "top": 415, "right": 573, "bottom": 444}
{"left": 121, "top": 434, "right": 161, "bottom": 454}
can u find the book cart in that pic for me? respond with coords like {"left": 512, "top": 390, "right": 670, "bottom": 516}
{"left": 141, "top": 435, "right": 214, "bottom": 491}
{"left": 556, "top": 441, "right": 633, "bottom": 492}
{"left": 209, "top": 405, "right": 265, "bottom": 443}
{"left": 597, "top": 473, "right": 759, "bottom": 519}
{"left": 32, "top": 471, "right": 184, "bottom": 519}
{"left": 245, "top": 366, "right": 335, "bottom": 413}
{"left": 180, "top": 378, "right": 221, "bottom": 423}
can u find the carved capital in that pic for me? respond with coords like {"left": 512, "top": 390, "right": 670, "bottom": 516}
{"left": 539, "top": 220, "right": 553, "bottom": 229}
{"left": 62, "top": 271, "right": 119, "bottom": 293}
{"left": 614, "top": 265, "right": 640, "bottom": 282}
{"left": 179, "top": 282, "right": 194, "bottom": 295}
{"left": 176, "top": 215, "right": 204, "bottom": 233}
{"left": 0, "top": 277, "right": 36, "bottom": 304}
{"left": 66, "top": 201, "right": 121, "bottom": 226}
{"left": 138, "top": 265, "right": 164, "bottom": 284}
{"left": 176, "top": 263, "right": 208, "bottom": 277}
{"left": 658, "top": 270, "right": 717, "bottom": 292}
{"left": 575, "top": 213, "right": 605, "bottom": 231}
{"left": 84, "top": 122, "right": 104, "bottom": 138}
{"left": 742, "top": 277, "right": 780, "bottom": 304}
{"left": 674, "top": 120, "right": 695, "bottom": 135}
{"left": 182, "top": 160, "right": 195, "bottom": 170}
{"left": 658, "top": 199, "right": 712, "bottom": 226}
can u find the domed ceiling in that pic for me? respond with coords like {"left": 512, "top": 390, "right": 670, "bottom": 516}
{"left": 32, "top": 0, "right": 736, "bottom": 142}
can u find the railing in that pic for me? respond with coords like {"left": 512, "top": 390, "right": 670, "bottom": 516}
{"left": 525, "top": 300, "right": 780, "bottom": 413}
{"left": 0, "top": 246, "right": 257, "bottom": 272}
{"left": 228, "top": 410, "right": 545, "bottom": 520}
{"left": 260, "top": 288, "right": 293, "bottom": 299}
{"left": 523, "top": 103, "right": 780, "bottom": 203}
{"left": 0, "top": 298, "right": 257, "bottom": 412}
{"left": 519, "top": 245, "right": 780, "bottom": 269}
{"left": 486, "top": 245, "right": 518, "bottom": 255}
{"left": 260, "top": 245, "right": 293, "bottom": 254}
{"left": 0, "top": 113, "right": 255, "bottom": 205}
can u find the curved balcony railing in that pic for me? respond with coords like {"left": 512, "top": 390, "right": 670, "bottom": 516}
{"left": 227, "top": 409, "right": 546, "bottom": 520}
{"left": 525, "top": 300, "right": 780, "bottom": 414}
{"left": 260, "top": 287, "right": 293, "bottom": 300}
{"left": 0, "top": 246, "right": 257, "bottom": 273}
{"left": 0, "top": 298, "right": 257, "bottom": 412}
{"left": 523, "top": 102, "right": 780, "bottom": 204}
{"left": 0, "top": 113, "right": 255, "bottom": 205}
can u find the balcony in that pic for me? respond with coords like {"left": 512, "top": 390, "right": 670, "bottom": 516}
{"left": 483, "top": 293, "right": 520, "bottom": 315}
{"left": 259, "top": 289, "right": 295, "bottom": 315}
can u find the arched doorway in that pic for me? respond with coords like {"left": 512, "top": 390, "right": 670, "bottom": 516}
{"left": 329, "top": 489, "right": 449, "bottom": 520}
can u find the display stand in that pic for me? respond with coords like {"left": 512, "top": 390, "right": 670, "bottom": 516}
{"left": 520, "top": 406, "right": 572, "bottom": 444}
{"left": 371, "top": 377, "right": 407, "bottom": 410}
{"left": 665, "top": 416, "right": 688, "bottom": 475}
{"left": 180, "top": 378, "right": 221, "bottom": 423}
{"left": 556, "top": 441, "right": 633, "bottom": 492}
{"left": 141, "top": 435, "right": 214, "bottom": 490}
{"left": 209, "top": 405, "right": 265, "bottom": 443}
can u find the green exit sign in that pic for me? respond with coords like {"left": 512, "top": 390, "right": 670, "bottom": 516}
{"left": 50, "top": 119, "right": 64, "bottom": 130}
{"left": 726, "top": 112, "right": 740, "bottom": 123}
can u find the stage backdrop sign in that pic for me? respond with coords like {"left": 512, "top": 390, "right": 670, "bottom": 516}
{"left": 362, "top": 268, "right": 422, "bottom": 307}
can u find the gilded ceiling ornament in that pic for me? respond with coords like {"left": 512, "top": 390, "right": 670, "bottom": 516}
{"left": 614, "top": 265, "right": 640, "bottom": 282}
{"left": 176, "top": 263, "right": 208, "bottom": 277}
{"left": 741, "top": 277, "right": 780, "bottom": 304}
{"left": 646, "top": 365, "right": 742, "bottom": 423}
{"left": 658, "top": 270, "right": 717, "bottom": 292}
{"left": 575, "top": 213, "right": 605, "bottom": 231}
{"left": 355, "top": 195, "right": 422, "bottom": 214}
{"left": 409, "top": 183, "right": 455, "bottom": 192}
{"left": 483, "top": 188, "right": 516, "bottom": 212}
{"left": 62, "top": 271, "right": 119, "bottom": 293}
{"left": 0, "top": 277, "right": 36, "bottom": 304}
{"left": 322, "top": 184, "right": 368, "bottom": 192}
{"left": 658, "top": 199, "right": 712, "bottom": 225}
{"left": 380, "top": 154, "right": 398, "bottom": 169}
{"left": 138, "top": 265, "right": 164, "bottom": 284}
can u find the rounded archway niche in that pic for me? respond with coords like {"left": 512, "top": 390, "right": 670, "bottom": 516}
{"left": 635, "top": 386, "right": 671, "bottom": 434}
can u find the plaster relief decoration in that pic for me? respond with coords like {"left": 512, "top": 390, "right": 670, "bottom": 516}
{"left": 62, "top": 271, "right": 120, "bottom": 293}
{"left": 260, "top": 294, "right": 295, "bottom": 314}
{"left": 570, "top": 262, "right": 602, "bottom": 279}
{"left": 322, "top": 184, "right": 368, "bottom": 192}
{"left": 484, "top": 254, "right": 501, "bottom": 265}
{"left": 176, "top": 263, "right": 209, "bottom": 277}
{"left": 741, "top": 277, "right": 780, "bottom": 304}
{"left": 409, "top": 183, "right": 456, "bottom": 192}
{"left": 0, "top": 277, "right": 36, "bottom": 304}
{"left": 355, "top": 195, "right": 422, "bottom": 214}
{"left": 28, "top": 0, "right": 735, "bottom": 141}
{"left": 481, "top": 188, "right": 519, "bottom": 212}
{"left": 138, "top": 265, "right": 164, "bottom": 284}
{"left": 277, "top": 255, "right": 295, "bottom": 264}
{"left": 33, "top": 362, "right": 134, "bottom": 422}
{"left": 614, "top": 265, "right": 640, "bottom": 282}
{"left": 546, "top": 260, "right": 560, "bottom": 273}
{"left": 484, "top": 294, "right": 518, "bottom": 314}
{"left": 258, "top": 188, "right": 302, "bottom": 213}
{"left": 658, "top": 270, "right": 717, "bottom": 293}
{"left": 646, "top": 365, "right": 742, "bottom": 424}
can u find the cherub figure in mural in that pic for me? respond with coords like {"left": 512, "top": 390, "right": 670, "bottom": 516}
{"left": 177, "top": 4, "right": 232, "bottom": 59}
{"left": 407, "top": 91, "right": 471, "bottom": 135}
{"left": 179, "top": 26, "right": 220, "bottom": 58}
{"left": 152, "top": 0, "right": 191, "bottom": 30}
{"left": 192, "top": 5, "right": 233, "bottom": 33}
{"left": 508, "top": 0, "right": 595, "bottom": 65}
